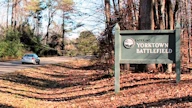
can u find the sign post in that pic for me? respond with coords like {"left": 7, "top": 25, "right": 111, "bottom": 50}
{"left": 175, "top": 23, "right": 181, "bottom": 83}
{"left": 114, "top": 24, "right": 120, "bottom": 93}
{"left": 114, "top": 23, "right": 181, "bottom": 93}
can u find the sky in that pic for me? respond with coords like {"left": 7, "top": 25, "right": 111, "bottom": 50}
{"left": 0, "top": 1, "right": 7, "bottom": 26}
{"left": 0, "top": 0, "right": 106, "bottom": 40}
{"left": 68, "top": 0, "right": 106, "bottom": 39}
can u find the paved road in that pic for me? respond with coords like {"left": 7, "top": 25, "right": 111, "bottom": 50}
{"left": 0, "top": 56, "right": 75, "bottom": 75}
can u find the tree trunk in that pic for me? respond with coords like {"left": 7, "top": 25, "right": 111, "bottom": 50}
{"left": 139, "top": 0, "right": 154, "bottom": 30}
{"left": 139, "top": 0, "right": 156, "bottom": 72}
{"left": 166, "top": 0, "right": 174, "bottom": 73}
{"left": 132, "top": 1, "right": 138, "bottom": 30}
{"left": 104, "top": 0, "right": 112, "bottom": 55}
{"left": 7, "top": 0, "right": 10, "bottom": 28}
{"left": 11, "top": 0, "right": 14, "bottom": 27}
{"left": 62, "top": 11, "right": 65, "bottom": 56}
{"left": 158, "top": 0, "right": 165, "bottom": 29}
{"left": 156, "top": 0, "right": 166, "bottom": 72}
{"left": 105, "top": 0, "right": 111, "bottom": 25}
{"left": 127, "top": 0, "right": 134, "bottom": 30}
{"left": 105, "top": 0, "right": 113, "bottom": 74}
{"left": 14, "top": 0, "right": 18, "bottom": 29}
{"left": 10, "top": 0, "right": 18, "bottom": 29}
{"left": 45, "top": 8, "right": 51, "bottom": 45}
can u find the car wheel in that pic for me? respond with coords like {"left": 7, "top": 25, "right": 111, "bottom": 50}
{"left": 35, "top": 61, "right": 40, "bottom": 65}
{"left": 22, "top": 62, "right": 24, "bottom": 64}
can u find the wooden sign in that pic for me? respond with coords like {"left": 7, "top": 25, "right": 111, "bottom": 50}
{"left": 114, "top": 23, "right": 181, "bottom": 93}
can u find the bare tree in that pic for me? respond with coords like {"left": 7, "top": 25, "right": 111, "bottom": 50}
{"left": 57, "top": 0, "right": 74, "bottom": 55}
{"left": 44, "top": 0, "right": 57, "bottom": 45}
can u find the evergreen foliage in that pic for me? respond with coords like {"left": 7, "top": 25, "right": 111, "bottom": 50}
{"left": 76, "top": 31, "right": 99, "bottom": 55}
{"left": 0, "top": 28, "right": 24, "bottom": 59}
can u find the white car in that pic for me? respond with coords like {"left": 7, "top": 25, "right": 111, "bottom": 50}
{"left": 21, "top": 54, "right": 40, "bottom": 64}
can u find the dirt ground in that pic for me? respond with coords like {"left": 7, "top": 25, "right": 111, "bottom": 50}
{"left": 0, "top": 59, "right": 192, "bottom": 108}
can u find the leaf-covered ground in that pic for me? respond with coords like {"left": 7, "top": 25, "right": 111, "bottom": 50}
{"left": 0, "top": 59, "right": 192, "bottom": 108}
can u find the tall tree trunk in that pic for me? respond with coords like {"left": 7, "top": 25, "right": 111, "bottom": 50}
{"left": 127, "top": 0, "right": 133, "bottom": 30}
{"left": 139, "top": 0, "right": 154, "bottom": 30}
{"left": 166, "top": 0, "right": 174, "bottom": 73}
{"left": 62, "top": 11, "right": 65, "bottom": 56}
{"left": 14, "top": 0, "right": 18, "bottom": 29}
{"left": 105, "top": 0, "right": 113, "bottom": 74}
{"left": 11, "top": 0, "right": 14, "bottom": 27}
{"left": 156, "top": 0, "right": 166, "bottom": 72}
{"left": 132, "top": 1, "right": 138, "bottom": 30}
{"left": 166, "top": 0, "right": 174, "bottom": 30}
{"left": 174, "top": 0, "right": 179, "bottom": 23}
{"left": 105, "top": 0, "right": 111, "bottom": 25}
{"left": 158, "top": 0, "right": 165, "bottom": 29}
{"left": 15, "top": 0, "right": 21, "bottom": 28}
{"left": 45, "top": 7, "right": 56, "bottom": 45}
{"left": 104, "top": 0, "right": 112, "bottom": 52}
{"left": 45, "top": 9, "right": 51, "bottom": 45}
{"left": 7, "top": 0, "right": 10, "bottom": 28}
{"left": 10, "top": 0, "right": 18, "bottom": 29}
{"left": 154, "top": 0, "right": 159, "bottom": 29}
{"left": 139, "top": 0, "right": 156, "bottom": 72}
{"left": 189, "top": 0, "right": 192, "bottom": 63}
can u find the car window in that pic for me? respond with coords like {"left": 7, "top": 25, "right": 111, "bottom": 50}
{"left": 24, "top": 54, "right": 34, "bottom": 57}
{"left": 34, "top": 54, "right": 38, "bottom": 58}
{"left": 24, "top": 54, "right": 39, "bottom": 58}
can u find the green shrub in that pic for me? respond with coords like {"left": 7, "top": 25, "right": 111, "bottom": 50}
{"left": 76, "top": 31, "right": 99, "bottom": 56}
{"left": 0, "top": 28, "right": 24, "bottom": 59}
{"left": 0, "top": 41, "right": 24, "bottom": 59}
{"left": 4, "top": 41, "right": 24, "bottom": 58}
{"left": 6, "top": 28, "right": 20, "bottom": 43}
{"left": 0, "top": 41, "right": 8, "bottom": 57}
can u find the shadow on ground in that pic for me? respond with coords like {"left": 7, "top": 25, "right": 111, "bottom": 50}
{"left": 0, "top": 103, "right": 14, "bottom": 108}
{"left": 0, "top": 70, "right": 186, "bottom": 102}
{"left": 0, "top": 72, "right": 108, "bottom": 90}
{"left": 0, "top": 61, "right": 109, "bottom": 90}
{"left": 118, "top": 96, "right": 192, "bottom": 108}
{"left": 0, "top": 62, "right": 192, "bottom": 107}
{"left": 53, "top": 62, "right": 109, "bottom": 71}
